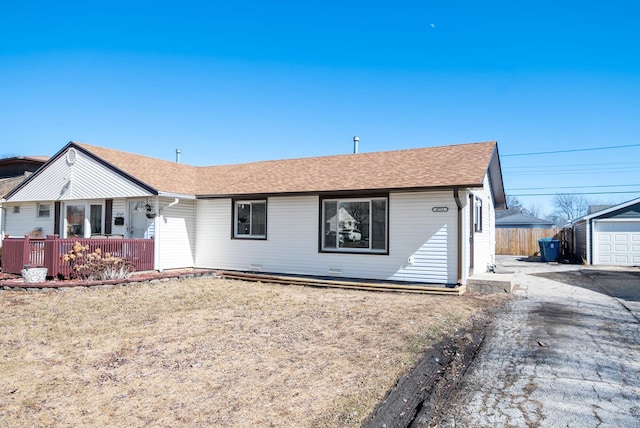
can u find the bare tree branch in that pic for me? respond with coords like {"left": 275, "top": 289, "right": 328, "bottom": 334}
{"left": 552, "top": 194, "right": 589, "bottom": 222}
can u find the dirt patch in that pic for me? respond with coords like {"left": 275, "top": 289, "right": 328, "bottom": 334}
{"left": 0, "top": 277, "right": 507, "bottom": 427}
{"left": 364, "top": 306, "right": 501, "bottom": 427}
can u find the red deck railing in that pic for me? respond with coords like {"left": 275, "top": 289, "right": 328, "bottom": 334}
{"left": 1, "top": 237, "right": 46, "bottom": 273}
{"left": 1, "top": 235, "right": 154, "bottom": 278}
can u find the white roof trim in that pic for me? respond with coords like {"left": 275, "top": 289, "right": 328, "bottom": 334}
{"left": 576, "top": 196, "right": 640, "bottom": 222}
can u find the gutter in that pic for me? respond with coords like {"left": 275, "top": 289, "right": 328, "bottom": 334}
{"left": 195, "top": 184, "right": 484, "bottom": 200}
{"left": 158, "top": 192, "right": 196, "bottom": 200}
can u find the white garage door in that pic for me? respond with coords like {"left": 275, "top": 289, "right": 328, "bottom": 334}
{"left": 594, "top": 221, "right": 640, "bottom": 265}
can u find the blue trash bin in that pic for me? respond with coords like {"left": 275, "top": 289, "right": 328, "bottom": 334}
{"left": 538, "top": 238, "right": 560, "bottom": 262}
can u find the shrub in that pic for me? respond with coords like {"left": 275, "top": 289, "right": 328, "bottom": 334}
{"left": 62, "top": 241, "right": 134, "bottom": 280}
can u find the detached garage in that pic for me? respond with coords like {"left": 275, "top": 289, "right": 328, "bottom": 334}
{"left": 573, "top": 197, "right": 640, "bottom": 266}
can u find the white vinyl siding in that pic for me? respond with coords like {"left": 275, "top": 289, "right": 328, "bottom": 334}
{"left": 195, "top": 198, "right": 232, "bottom": 269}
{"left": 157, "top": 198, "right": 196, "bottom": 270}
{"left": 196, "top": 191, "right": 459, "bottom": 285}
{"left": 4, "top": 202, "right": 55, "bottom": 237}
{"left": 387, "top": 191, "right": 458, "bottom": 283}
{"left": 110, "top": 199, "right": 128, "bottom": 236}
{"left": 471, "top": 174, "right": 496, "bottom": 273}
{"left": 8, "top": 148, "right": 152, "bottom": 202}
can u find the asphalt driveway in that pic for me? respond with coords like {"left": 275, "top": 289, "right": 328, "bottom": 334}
{"left": 433, "top": 256, "right": 640, "bottom": 427}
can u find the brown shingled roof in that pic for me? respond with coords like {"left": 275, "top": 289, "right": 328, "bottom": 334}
{"left": 76, "top": 143, "right": 200, "bottom": 195}
{"left": 76, "top": 141, "right": 498, "bottom": 197}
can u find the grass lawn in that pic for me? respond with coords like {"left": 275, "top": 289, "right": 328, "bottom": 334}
{"left": 0, "top": 277, "right": 504, "bottom": 427}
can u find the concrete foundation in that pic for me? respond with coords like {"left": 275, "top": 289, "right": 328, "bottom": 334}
{"left": 467, "top": 272, "right": 514, "bottom": 294}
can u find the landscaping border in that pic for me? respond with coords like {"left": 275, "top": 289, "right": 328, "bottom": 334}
{"left": 0, "top": 269, "right": 219, "bottom": 290}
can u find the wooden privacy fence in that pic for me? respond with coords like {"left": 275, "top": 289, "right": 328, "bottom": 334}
{"left": 495, "top": 228, "right": 572, "bottom": 256}
{"left": 1, "top": 235, "right": 154, "bottom": 277}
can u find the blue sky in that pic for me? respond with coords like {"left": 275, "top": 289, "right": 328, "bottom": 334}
{"left": 2, "top": 0, "right": 639, "bottom": 215}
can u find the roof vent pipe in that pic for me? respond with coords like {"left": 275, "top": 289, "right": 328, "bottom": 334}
{"left": 353, "top": 136, "right": 359, "bottom": 154}
{"left": 175, "top": 149, "right": 181, "bottom": 163}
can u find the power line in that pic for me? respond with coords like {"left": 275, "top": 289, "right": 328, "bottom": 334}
{"left": 502, "top": 161, "right": 640, "bottom": 170}
{"left": 502, "top": 143, "right": 640, "bottom": 157}
{"left": 509, "top": 190, "right": 640, "bottom": 196}
{"left": 505, "top": 169, "right": 637, "bottom": 176}
{"left": 508, "top": 183, "right": 640, "bottom": 191}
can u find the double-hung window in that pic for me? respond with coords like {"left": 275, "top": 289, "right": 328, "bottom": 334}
{"left": 234, "top": 200, "right": 267, "bottom": 239}
{"left": 321, "top": 196, "right": 388, "bottom": 253}
{"left": 37, "top": 203, "right": 51, "bottom": 218}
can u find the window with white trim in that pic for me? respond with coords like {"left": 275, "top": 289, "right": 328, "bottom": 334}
{"left": 37, "top": 203, "right": 51, "bottom": 218}
{"left": 66, "top": 204, "right": 86, "bottom": 237}
{"left": 234, "top": 200, "right": 267, "bottom": 238}
{"left": 63, "top": 202, "right": 104, "bottom": 238}
{"left": 474, "top": 196, "right": 483, "bottom": 232}
{"left": 321, "top": 196, "right": 388, "bottom": 253}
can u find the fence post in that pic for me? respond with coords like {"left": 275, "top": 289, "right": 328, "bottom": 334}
{"left": 22, "top": 235, "right": 31, "bottom": 269}
{"left": 44, "top": 235, "right": 61, "bottom": 278}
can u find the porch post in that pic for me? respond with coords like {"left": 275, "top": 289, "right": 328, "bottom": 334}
{"left": 54, "top": 202, "right": 61, "bottom": 236}
{"left": 44, "top": 235, "right": 61, "bottom": 278}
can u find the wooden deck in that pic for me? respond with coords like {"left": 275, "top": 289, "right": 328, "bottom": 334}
{"left": 218, "top": 271, "right": 466, "bottom": 295}
{"left": 1, "top": 235, "right": 154, "bottom": 277}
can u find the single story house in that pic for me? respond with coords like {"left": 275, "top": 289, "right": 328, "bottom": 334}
{"left": 0, "top": 155, "right": 49, "bottom": 242}
{"left": 496, "top": 208, "right": 555, "bottom": 229}
{"left": 1, "top": 140, "right": 506, "bottom": 285}
{"left": 573, "top": 197, "right": 640, "bottom": 266}
{"left": 0, "top": 155, "right": 49, "bottom": 180}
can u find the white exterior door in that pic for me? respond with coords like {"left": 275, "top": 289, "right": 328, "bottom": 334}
{"left": 128, "top": 201, "right": 149, "bottom": 238}
{"left": 594, "top": 221, "right": 640, "bottom": 265}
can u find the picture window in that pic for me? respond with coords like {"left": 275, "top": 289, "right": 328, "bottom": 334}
{"left": 321, "top": 196, "right": 388, "bottom": 253}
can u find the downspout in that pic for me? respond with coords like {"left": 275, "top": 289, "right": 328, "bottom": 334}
{"left": 164, "top": 198, "right": 180, "bottom": 211}
{"left": 586, "top": 219, "right": 592, "bottom": 265}
{"left": 453, "top": 189, "right": 466, "bottom": 285}
{"left": 0, "top": 201, "right": 6, "bottom": 243}
{"left": 154, "top": 198, "right": 179, "bottom": 272}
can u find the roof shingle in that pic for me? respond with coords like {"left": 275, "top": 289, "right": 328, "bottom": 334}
{"left": 76, "top": 141, "right": 498, "bottom": 197}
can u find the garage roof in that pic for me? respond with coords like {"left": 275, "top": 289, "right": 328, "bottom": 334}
{"left": 576, "top": 196, "right": 640, "bottom": 221}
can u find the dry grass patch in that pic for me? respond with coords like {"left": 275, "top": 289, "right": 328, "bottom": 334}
{"left": 0, "top": 278, "right": 505, "bottom": 427}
